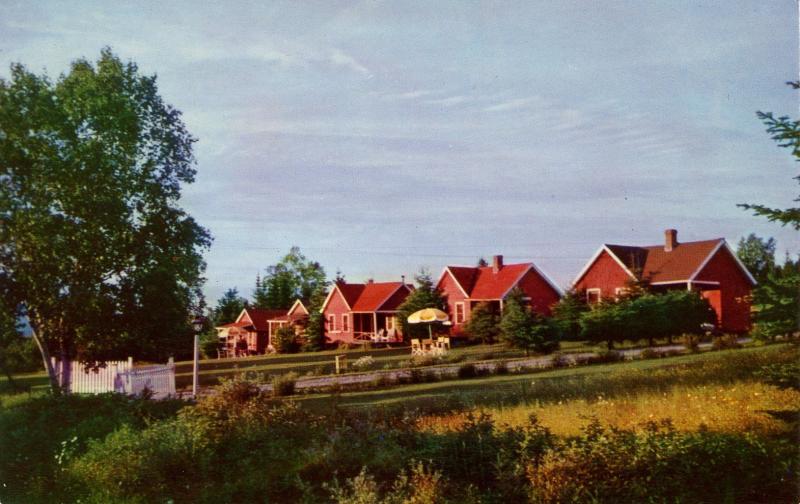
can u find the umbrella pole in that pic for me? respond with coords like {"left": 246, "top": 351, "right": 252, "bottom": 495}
{"left": 428, "top": 324, "right": 432, "bottom": 340}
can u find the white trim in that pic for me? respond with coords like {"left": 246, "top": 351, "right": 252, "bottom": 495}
{"left": 529, "top": 262, "right": 565, "bottom": 296}
{"left": 234, "top": 308, "right": 249, "bottom": 324}
{"left": 498, "top": 264, "right": 536, "bottom": 300}
{"left": 288, "top": 299, "right": 308, "bottom": 316}
{"left": 586, "top": 288, "right": 602, "bottom": 304}
{"left": 319, "top": 284, "right": 353, "bottom": 313}
{"left": 454, "top": 302, "right": 465, "bottom": 324}
{"left": 687, "top": 240, "right": 757, "bottom": 286}
{"left": 649, "top": 280, "right": 720, "bottom": 286}
{"left": 327, "top": 314, "right": 336, "bottom": 331}
{"left": 572, "top": 245, "right": 637, "bottom": 287}
{"left": 438, "top": 267, "right": 470, "bottom": 298}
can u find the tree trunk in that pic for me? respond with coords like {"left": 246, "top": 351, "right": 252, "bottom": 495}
{"left": 30, "top": 328, "right": 60, "bottom": 393}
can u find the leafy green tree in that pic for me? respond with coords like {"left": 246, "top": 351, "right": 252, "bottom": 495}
{"left": 751, "top": 255, "right": 799, "bottom": 340}
{"left": 254, "top": 247, "right": 326, "bottom": 309}
{"left": 736, "top": 234, "right": 776, "bottom": 283}
{"left": 302, "top": 284, "right": 329, "bottom": 351}
{"left": 464, "top": 302, "right": 499, "bottom": 344}
{"left": 580, "top": 301, "right": 625, "bottom": 350}
{"left": 396, "top": 269, "right": 446, "bottom": 340}
{"left": 0, "top": 50, "right": 211, "bottom": 390}
{"left": 551, "top": 289, "right": 590, "bottom": 341}
{"left": 500, "top": 289, "right": 559, "bottom": 355}
{"left": 738, "top": 81, "right": 800, "bottom": 229}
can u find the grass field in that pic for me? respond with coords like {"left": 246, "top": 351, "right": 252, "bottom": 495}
{"left": 293, "top": 344, "right": 798, "bottom": 412}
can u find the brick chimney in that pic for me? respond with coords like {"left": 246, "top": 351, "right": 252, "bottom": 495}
{"left": 492, "top": 254, "right": 503, "bottom": 273}
{"left": 664, "top": 229, "right": 678, "bottom": 252}
{"left": 401, "top": 275, "right": 406, "bottom": 285}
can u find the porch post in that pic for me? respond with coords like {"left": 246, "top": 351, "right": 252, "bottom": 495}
{"left": 687, "top": 281, "right": 692, "bottom": 291}
{"left": 373, "top": 313, "right": 378, "bottom": 337}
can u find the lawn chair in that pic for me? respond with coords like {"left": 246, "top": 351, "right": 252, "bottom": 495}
{"left": 411, "top": 339, "right": 423, "bottom": 355}
{"left": 437, "top": 337, "right": 451, "bottom": 352}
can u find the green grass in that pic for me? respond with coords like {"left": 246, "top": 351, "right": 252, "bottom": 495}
{"left": 293, "top": 344, "right": 797, "bottom": 412}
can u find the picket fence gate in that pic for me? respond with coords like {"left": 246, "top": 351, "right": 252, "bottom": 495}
{"left": 51, "top": 357, "right": 176, "bottom": 399}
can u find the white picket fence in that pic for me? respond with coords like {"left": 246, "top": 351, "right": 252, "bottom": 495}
{"left": 51, "top": 357, "right": 176, "bottom": 399}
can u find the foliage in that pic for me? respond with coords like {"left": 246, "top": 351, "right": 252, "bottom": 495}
{"left": 499, "top": 289, "right": 559, "bottom": 355}
{"left": 0, "top": 50, "right": 211, "bottom": 389}
{"left": 253, "top": 246, "right": 326, "bottom": 310}
{"left": 396, "top": 269, "right": 447, "bottom": 341}
{"left": 756, "top": 362, "right": 800, "bottom": 391}
{"left": 302, "top": 284, "right": 329, "bottom": 351}
{"left": 736, "top": 233, "right": 777, "bottom": 283}
{"left": 272, "top": 325, "right": 299, "bottom": 354}
{"left": 580, "top": 291, "right": 716, "bottom": 349}
{"left": 463, "top": 302, "right": 499, "bottom": 344}
{"left": 457, "top": 363, "right": 479, "bottom": 379}
{"left": 738, "top": 81, "right": 800, "bottom": 229}
{"left": 272, "top": 372, "right": 297, "bottom": 397}
{"left": 550, "top": 289, "right": 589, "bottom": 341}
{"left": 209, "top": 288, "right": 248, "bottom": 326}
{"left": 527, "top": 419, "right": 794, "bottom": 504}
{"left": 751, "top": 256, "right": 799, "bottom": 340}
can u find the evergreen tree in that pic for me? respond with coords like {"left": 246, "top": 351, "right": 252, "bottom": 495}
{"left": 396, "top": 269, "right": 447, "bottom": 340}
{"left": 501, "top": 289, "right": 559, "bottom": 354}
{"left": 751, "top": 255, "right": 800, "bottom": 340}
{"left": 551, "top": 289, "right": 590, "bottom": 341}
{"left": 464, "top": 302, "right": 499, "bottom": 344}
{"left": 303, "top": 284, "right": 329, "bottom": 351}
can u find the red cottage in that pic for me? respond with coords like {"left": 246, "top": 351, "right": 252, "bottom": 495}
{"left": 266, "top": 299, "right": 310, "bottom": 347}
{"left": 320, "top": 280, "right": 413, "bottom": 344}
{"left": 436, "top": 255, "right": 562, "bottom": 337}
{"left": 216, "top": 307, "right": 285, "bottom": 356}
{"left": 572, "top": 229, "right": 756, "bottom": 332}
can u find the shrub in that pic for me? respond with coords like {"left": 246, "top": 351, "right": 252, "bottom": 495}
{"left": 712, "top": 334, "right": 742, "bottom": 351}
{"left": 527, "top": 420, "right": 795, "bottom": 504}
{"left": 639, "top": 348, "right": 660, "bottom": 360}
{"left": 217, "top": 375, "right": 262, "bottom": 403}
{"left": 586, "top": 350, "right": 624, "bottom": 365}
{"left": 756, "top": 362, "right": 800, "bottom": 390}
{"left": 272, "top": 372, "right": 298, "bottom": 397}
{"left": 272, "top": 325, "right": 300, "bottom": 353}
{"left": 457, "top": 363, "right": 478, "bottom": 379}
{"left": 494, "top": 360, "right": 509, "bottom": 375}
{"left": 353, "top": 355, "right": 375, "bottom": 370}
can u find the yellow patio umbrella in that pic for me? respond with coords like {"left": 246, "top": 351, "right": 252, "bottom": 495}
{"left": 407, "top": 308, "right": 450, "bottom": 339}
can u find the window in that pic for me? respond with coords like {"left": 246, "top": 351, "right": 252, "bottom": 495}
{"left": 455, "top": 302, "right": 465, "bottom": 324}
{"left": 328, "top": 314, "right": 336, "bottom": 331}
{"left": 586, "top": 288, "right": 601, "bottom": 305}
{"left": 342, "top": 314, "right": 349, "bottom": 332}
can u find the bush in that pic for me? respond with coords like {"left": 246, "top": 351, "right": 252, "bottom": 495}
{"left": 457, "top": 363, "right": 478, "bottom": 379}
{"left": 527, "top": 420, "right": 795, "bottom": 504}
{"left": 272, "top": 372, "right": 297, "bottom": 397}
{"left": 494, "top": 360, "right": 509, "bottom": 375}
{"left": 352, "top": 355, "right": 375, "bottom": 370}
{"left": 586, "top": 350, "right": 624, "bottom": 365}
{"left": 712, "top": 334, "right": 742, "bottom": 351}
{"left": 272, "top": 325, "right": 300, "bottom": 353}
{"left": 756, "top": 362, "right": 800, "bottom": 390}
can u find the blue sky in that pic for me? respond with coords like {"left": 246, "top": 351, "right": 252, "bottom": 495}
{"left": 2, "top": 1, "right": 798, "bottom": 303}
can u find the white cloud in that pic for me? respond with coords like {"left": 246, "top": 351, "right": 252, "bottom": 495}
{"left": 328, "top": 48, "right": 371, "bottom": 77}
{"left": 425, "top": 95, "right": 471, "bottom": 106}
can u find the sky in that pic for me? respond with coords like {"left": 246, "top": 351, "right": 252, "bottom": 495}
{"left": 1, "top": 0, "right": 798, "bottom": 304}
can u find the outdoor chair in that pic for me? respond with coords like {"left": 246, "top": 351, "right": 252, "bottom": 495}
{"left": 410, "top": 339, "right": 423, "bottom": 355}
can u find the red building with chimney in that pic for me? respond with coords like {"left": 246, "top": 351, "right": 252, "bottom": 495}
{"left": 436, "top": 255, "right": 562, "bottom": 337}
{"left": 572, "top": 229, "right": 756, "bottom": 332}
{"left": 320, "top": 280, "right": 413, "bottom": 344}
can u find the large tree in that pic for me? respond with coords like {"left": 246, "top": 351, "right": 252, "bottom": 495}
{"left": 736, "top": 233, "right": 776, "bottom": 283}
{"left": 253, "top": 247, "right": 326, "bottom": 310}
{"left": 739, "top": 81, "right": 800, "bottom": 229}
{"left": 0, "top": 50, "right": 211, "bottom": 390}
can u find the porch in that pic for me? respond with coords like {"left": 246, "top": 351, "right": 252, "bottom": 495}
{"left": 352, "top": 312, "right": 402, "bottom": 343}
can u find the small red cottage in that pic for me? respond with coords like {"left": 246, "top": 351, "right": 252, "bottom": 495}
{"left": 216, "top": 301, "right": 310, "bottom": 356}
{"left": 320, "top": 280, "right": 413, "bottom": 344}
{"left": 436, "top": 255, "right": 562, "bottom": 337}
{"left": 572, "top": 229, "right": 756, "bottom": 332}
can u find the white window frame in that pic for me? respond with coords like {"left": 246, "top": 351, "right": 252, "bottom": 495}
{"left": 342, "top": 314, "right": 349, "bottom": 332}
{"left": 328, "top": 314, "right": 336, "bottom": 331}
{"left": 455, "top": 302, "right": 465, "bottom": 324}
{"left": 586, "top": 288, "right": 602, "bottom": 304}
